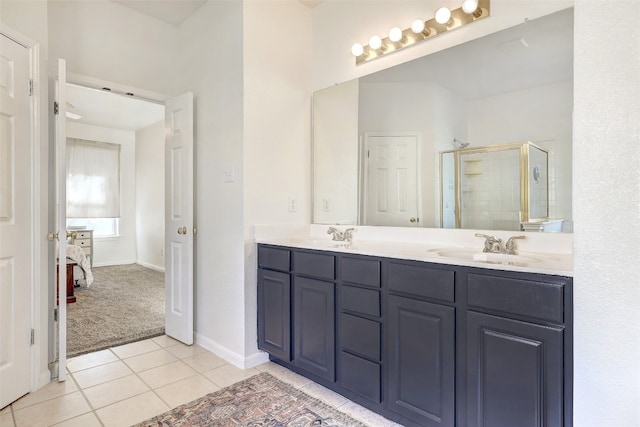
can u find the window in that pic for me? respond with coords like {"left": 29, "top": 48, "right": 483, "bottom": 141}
{"left": 67, "top": 218, "right": 119, "bottom": 237}
{"left": 66, "top": 138, "right": 121, "bottom": 237}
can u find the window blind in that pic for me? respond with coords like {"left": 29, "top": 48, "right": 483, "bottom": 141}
{"left": 66, "top": 138, "right": 121, "bottom": 218}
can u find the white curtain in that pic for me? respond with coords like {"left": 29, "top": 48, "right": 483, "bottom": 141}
{"left": 66, "top": 138, "right": 120, "bottom": 218}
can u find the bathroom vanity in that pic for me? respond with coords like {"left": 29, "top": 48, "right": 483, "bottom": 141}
{"left": 256, "top": 235, "right": 572, "bottom": 427}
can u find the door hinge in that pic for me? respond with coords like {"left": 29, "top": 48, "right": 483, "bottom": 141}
{"left": 30, "top": 329, "right": 35, "bottom": 345}
{"left": 54, "top": 307, "right": 58, "bottom": 321}
{"left": 53, "top": 101, "right": 59, "bottom": 115}
{"left": 29, "top": 79, "right": 34, "bottom": 96}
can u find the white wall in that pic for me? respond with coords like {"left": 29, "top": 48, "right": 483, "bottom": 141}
{"left": 67, "top": 122, "right": 137, "bottom": 266}
{"left": 135, "top": 120, "right": 164, "bottom": 271}
{"left": 573, "top": 1, "right": 640, "bottom": 425}
{"left": 175, "top": 0, "right": 247, "bottom": 363}
{"left": 47, "top": 0, "right": 180, "bottom": 95}
{"left": 243, "top": 0, "right": 313, "bottom": 360}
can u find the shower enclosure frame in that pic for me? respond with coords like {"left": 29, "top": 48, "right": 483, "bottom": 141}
{"left": 439, "top": 141, "right": 550, "bottom": 230}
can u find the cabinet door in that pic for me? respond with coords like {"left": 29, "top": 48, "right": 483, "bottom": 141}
{"left": 387, "top": 295, "right": 455, "bottom": 427}
{"left": 257, "top": 269, "right": 291, "bottom": 361}
{"left": 466, "top": 311, "right": 563, "bottom": 427}
{"left": 294, "top": 277, "right": 335, "bottom": 381}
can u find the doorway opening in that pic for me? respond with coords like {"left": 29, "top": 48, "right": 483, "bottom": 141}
{"left": 63, "top": 82, "right": 166, "bottom": 357}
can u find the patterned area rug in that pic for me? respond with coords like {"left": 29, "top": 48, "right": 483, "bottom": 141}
{"left": 134, "top": 372, "right": 367, "bottom": 427}
{"left": 67, "top": 264, "right": 165, "bottom": 357}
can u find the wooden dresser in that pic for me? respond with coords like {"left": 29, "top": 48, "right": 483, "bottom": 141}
{"left": 68, "top": 229, "right": 93, "bottom": 267}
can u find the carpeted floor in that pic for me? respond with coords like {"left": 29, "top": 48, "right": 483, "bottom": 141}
{"left": 67, "top": 264, "right": 165, "bottom": 358}
{"left": 133, "top": 372, "right": 368, "bottom": 427}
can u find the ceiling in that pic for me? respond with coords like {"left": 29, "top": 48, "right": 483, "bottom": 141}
{"left": 111, "top": 0, "right": 322, "bottom": 26}
{"left": 66, "top": 84, "right": 164, "bottom": 131}
{"left": 361, "top": 8, "right": 573, "bottom": 100}
{"left": 111, "top": 0, "right": 206, "bottom": 26}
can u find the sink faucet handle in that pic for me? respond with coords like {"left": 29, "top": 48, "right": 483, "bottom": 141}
{"left": 343, "top": 228, "right": 356, "bottom": 242}
{"left": 505, "top": 235, "right": 526, "bottom": 255}
{"left": 475, "top": 233, "right": 503, "bottom": 253}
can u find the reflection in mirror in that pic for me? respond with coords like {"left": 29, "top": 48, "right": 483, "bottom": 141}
{"left": 441, "top": 141, "right": 551, "bottom": 232}
{"left": 313, "top": 8, "right": 573, "bottom": 232}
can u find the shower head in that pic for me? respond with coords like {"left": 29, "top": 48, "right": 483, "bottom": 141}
{"left": 453, "top": 138, "right": 470, "bottom": 149}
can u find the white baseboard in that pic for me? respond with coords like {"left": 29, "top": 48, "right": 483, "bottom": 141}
{"left": 93, "top": 259, "right": 137, "bottom": 268}
{"left": 195, "top": 332, "right": 269, "bottom": 370}
{"left": 135, "top": 260, "right": 165, "bottom": 273}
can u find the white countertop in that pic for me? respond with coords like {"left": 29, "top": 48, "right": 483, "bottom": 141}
{"left": 253, "top": 224, "right": 573, "bottom": 277}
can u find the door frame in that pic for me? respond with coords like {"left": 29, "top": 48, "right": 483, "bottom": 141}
{"left": 0, "top": 24, "right": 47, "bottom": 391}
{"left": 360, "top": 131, "right": 423, "bottom": 226}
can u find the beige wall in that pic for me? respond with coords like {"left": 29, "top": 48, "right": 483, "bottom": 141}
{"left": 135, "top": 120, "right": 165, "bottom": 271}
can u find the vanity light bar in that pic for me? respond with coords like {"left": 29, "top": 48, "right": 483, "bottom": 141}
{"left": 352, "top": 0, "right": 490, "bottom": 65}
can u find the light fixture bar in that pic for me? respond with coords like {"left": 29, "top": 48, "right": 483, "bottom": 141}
{"left": 354, "top": 0, "right": 490, "bottom": 65}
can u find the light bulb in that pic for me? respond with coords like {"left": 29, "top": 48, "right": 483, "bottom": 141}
{"left": 411, "top": 19, "right": 425, "bottom": 34}
{"left": 351, "top": 43, "right": 364, "bottom": 57}
{"left": 461, "top": 0, "right": 479, "bottom": 14}
{"left": 435, "top": 7, "right": 451, "bottom": 24}
{"left": 369, "top": 35, "right": 382, "bottom": 50}
{"left": 389, "top": 27, "right": 403, "bottom": 43}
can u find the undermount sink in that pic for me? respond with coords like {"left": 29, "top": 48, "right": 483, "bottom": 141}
{"left": 429, "top": 248, "right": 550, "bottom": 265}
{"left": 289, "top": 239, "right": 355, "bottom": 249}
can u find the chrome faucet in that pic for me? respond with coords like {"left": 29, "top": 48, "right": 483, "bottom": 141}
{"left": 475, "top": 233, "right": 525, "bottom": 255}
{"left": 505, "top": 235, "right": 526, "bottom": 255}
{"left": 327, "top": 226, "right": 355, "bottom": 242}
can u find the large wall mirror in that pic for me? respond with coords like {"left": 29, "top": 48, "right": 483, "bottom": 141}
{"left": 313, "top": 7, "right": 573, "bottom": 232}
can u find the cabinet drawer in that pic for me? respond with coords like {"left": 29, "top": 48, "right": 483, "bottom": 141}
{"left": 294, "top": 251, "right": 335, "bottom": 280}
{"left": 82, "top": 247, "right": 91, "bottom": 255}
{"left": 339, "top": 351, "right": 381, "bottom": 403}
{"left": 76, "top": 231, "right": 92, "bottom": 239}
{"left": 341, "top": 285, "right": 380, "bottom": 317}
{"left": 467, "top": 273, "right": 565, "bottom": 324}
{"left": 387, "top": 262, "right": 455, "bottom": 302}
{"left": 258, "top": 246, "right": 290, "bottom": 272}
{"left": 341, "top": 257, "right": 380, "bottom": 288}
{"left": 75, "top": 239, "right": 90, "bottom": 248}
{"left": 340, "top": 313, "right": 380, "bottom": 361}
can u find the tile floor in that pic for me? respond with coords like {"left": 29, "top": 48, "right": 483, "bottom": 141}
{"left": 1, "top": 336, "right": 400, "bottom": 427}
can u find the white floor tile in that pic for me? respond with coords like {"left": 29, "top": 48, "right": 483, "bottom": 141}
{"left": 203, "top": 364, "right": 260, "bottom": 389}
{"left": 182, "top": 351, "right": 227, "bottom": 373}
{"left": 338, "top": 401, "right": 397, "bottom": 427}
{"left": 0, "top": 406, "right": 11, "bottom": 415}
{"left": 0, "top": 412, "right": 14, "bottom": 427}
{"left": 50, "top": 412, "right": 102, "bottom": 427}
{"left": 122, "top": 348, "right": 178, "bottom": 373}
{"left": 110, "top": 339, "right": 161, "bottom": 359}
{"left": 300, "top": 381, "right": 350, "bottom": 408}
{"left": 11, "top": 380, "right": 78, "bottom": 411}
{"left": 82, "top": 374, "right": 149, "bottom": 409}
{"left": 71, "top": 360, "right": 133, "bottom": 389}
{"left": 67, "top": 350, "right": 118, "bottom": 373}
{"left": 95, "top": 391, "right": 169, "bottom": 427}
{"left": 13, "top": 392, "right": 90, "bottom": 427}
{"left": 137, "top": 360, "right": 198, "bottom": 389}
{"left": 164, "top": 343, "right": 207, "bottom": 359}
{"left": 154, "top": 375, "right": 220, "bottom": 408}
{"left": 151, "top": 335, "right": 180, "bottom": 348}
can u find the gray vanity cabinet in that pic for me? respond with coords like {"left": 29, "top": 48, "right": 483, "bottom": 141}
{"left": 256, "top": 244, "right": 573, "bottom": 427}
{"left": 465, "top": 272, "right": 570, "bottom": 427}
{"left": 386, "top": 262, "right": 456, "bottom": 427}
{"left": 338, "top": 256, "right": 382, "bottom": 403}
{"left": 292, "top": 251, "right": 336, "bottom": 382}
{"left": 257, "top": 246, "right": 291, "bottom": 361}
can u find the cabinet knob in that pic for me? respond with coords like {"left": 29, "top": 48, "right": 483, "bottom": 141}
{"left": 177, "top": 226, "right": 187, "bottom": 235}
{"left": 410, "top": 217, "right": 418, "bottom": 223}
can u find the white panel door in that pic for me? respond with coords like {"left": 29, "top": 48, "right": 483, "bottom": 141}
{"left": 55, "top": 59, "right": 68, "bottom": 381}
{"left": 0, "top": 34, "right": 32, "bottom": 408}
{"left": 164, "top": 92, "right": 194, "bottom": 345}
{"left": 364, "top": 134, "right": 419, "bottom": 227}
